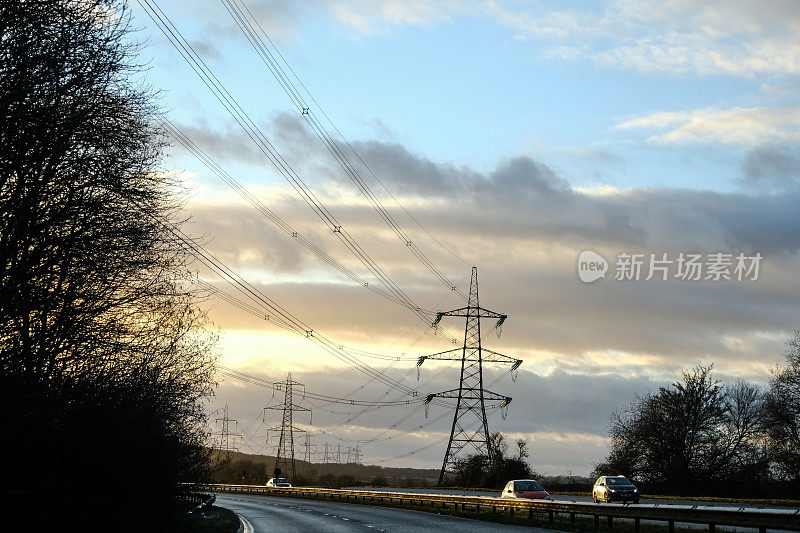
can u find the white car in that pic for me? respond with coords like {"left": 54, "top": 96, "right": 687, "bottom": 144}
{"left": 266, "top": 477, "right": 292, "bottom": 488}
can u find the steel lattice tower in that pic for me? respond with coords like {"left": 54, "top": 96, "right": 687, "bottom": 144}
{"left": 210, "top": 404, "right": 241, "bottom": 456}
{"left": 419, "top": 267, "right": 522, "bottom": 486}
{"left": 265, "top": 373, "right": 310, "bottom": 480}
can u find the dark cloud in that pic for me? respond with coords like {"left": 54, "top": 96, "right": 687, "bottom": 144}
{"left": 188, "top": 38, "right": 221, "bottom": 62}
{"left": 190, "top": 0, "right": 309, "bottom": 47}
{"left": 742, "top": 145, "right": 800, "bottom": 189}
{"left": 176, "top": 114, "right": 800, "bottom": 256}
{"left": 176, "top": 120, "right": 264, "bottom": 165}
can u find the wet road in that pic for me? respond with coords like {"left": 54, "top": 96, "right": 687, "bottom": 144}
{"left": 216, "top": 492, "right": 558, "bottom": 533}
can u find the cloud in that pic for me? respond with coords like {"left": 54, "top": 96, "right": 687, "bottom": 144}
{"left": 174, "top": 113, "right": 800, "bottom": 474}
{"left": 177, "top": 1, "right": 800, "bottom": 78}
{"left": 615, "top": 107, "right": 800, "bottom": 145}
{"left": 188, "top": 39, "right": 221, "bottom": 62}
{"left": 483, "top": 0, "right": 800, "bottom": 77}
{"left": 325, "top": 0, "right": 462, "bottom": 36}
{"left": 176, "top": 120, "right": 265, "bottom": 165}
{"left": 742, "top": 145, "right": 800, "bottom": 189}
{"left": 179, "top": 115, "right": 800, "bottom": 369}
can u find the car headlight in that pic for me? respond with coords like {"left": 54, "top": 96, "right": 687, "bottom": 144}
{"left": 609, "top": 489, "right": 615, "bottom": 492}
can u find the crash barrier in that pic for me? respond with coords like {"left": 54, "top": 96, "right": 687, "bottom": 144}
{"left": 178, "top": 491, "right": 216, "bottom": 513}
{"left": 200, "top": 484, "right": 800, "bottom": 532}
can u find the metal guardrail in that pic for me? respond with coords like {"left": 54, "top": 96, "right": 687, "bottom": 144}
{"left": 179, "top": 491, "right": 216, "bottom": 513}
{"left": 201, "top": 483, "right": 800, "bottom": 532}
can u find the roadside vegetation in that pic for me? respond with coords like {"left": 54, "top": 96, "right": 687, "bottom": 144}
{"left": 594, "top": 341, "right": 800, "bottom": 498}
{"left": 0, "top": 1, "right": 216, "bottom": 529}
{"left": 177, "top": 506, "right": 239, "bottom": 533}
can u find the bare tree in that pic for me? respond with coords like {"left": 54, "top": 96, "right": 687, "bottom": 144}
{"left": 765, "top": 332, "right": 800, "bottom": 483}
{"left": 1, "top": 0, "right": 215, "bottom": 527}
{"left": 597, "top": 365, "right": 767, "bottom": 494}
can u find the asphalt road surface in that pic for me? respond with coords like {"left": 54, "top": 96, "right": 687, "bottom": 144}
{"left": 215, "top": 493, "right": 558, "bottom": 533}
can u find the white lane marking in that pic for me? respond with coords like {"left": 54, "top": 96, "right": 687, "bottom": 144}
{"left": 239, "top": 514, "right": 255, "bottom": 533}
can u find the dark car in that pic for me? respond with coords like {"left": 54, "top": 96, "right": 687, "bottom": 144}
{"left": 592, "top": 475, "right": 639, "bottom": 503}
{"left": 501, "top": 479, "right": 550, "bottom": 500}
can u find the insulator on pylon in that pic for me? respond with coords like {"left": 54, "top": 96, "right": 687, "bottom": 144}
{"left": 425, "top": 402, "right": 430, "bottom": 418}
{"left": 417, "top": 366, "right": 420, "bottom": 380}
{"left": 511, "top": 368, "right": 519, "bottom": 382}
{"left": 501, "top": 403, "right": 509, "bottom": 420}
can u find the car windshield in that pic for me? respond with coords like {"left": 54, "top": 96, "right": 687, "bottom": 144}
{"left": 514, "top": 480, "right": 543, "bottom": 491}
{"left": 606, "top": 477, "right": 632, "bottom": 486}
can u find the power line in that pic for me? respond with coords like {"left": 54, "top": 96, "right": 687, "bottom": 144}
{"left": 161, "top": 117, "right": 468, "bottom": 358}
{"left": 218, "top": 366, "right": 424, "bottom": 407}
{"left": 160, "top": 119, "right": 417, "bottom": 314}
{"left": 136, "top": 0, "right": 437, "bottom": 329}
{"left": 220, "top": 0, "right": 470, "bottom": 297}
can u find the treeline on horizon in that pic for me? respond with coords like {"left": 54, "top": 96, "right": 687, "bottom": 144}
{"left": 210, "top": 434, "right": 535, "bottom": 490}
{"left": 1, "top": 1, "right": 217, "bottom": 530}
{"left": 209, "top": 449, "right": 439, "bottom": 487}
{"left": 593, "top": 341, "right": 800, "bottom": 499}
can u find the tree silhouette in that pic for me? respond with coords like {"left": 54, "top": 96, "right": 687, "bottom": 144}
{"left": 595, "top": 364, "right": 768, "bottom": 495}
{"left": 765, "top": 332, "right": 800, "bottom": 485}
{"left": 1, "top": 1, "right": 216, "bottom": 528}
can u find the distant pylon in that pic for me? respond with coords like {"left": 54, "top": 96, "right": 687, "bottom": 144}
{"left": 265, "top": 373, "right": 311, "bottom": 480}
{"left": 210, "top": 404, "right": 241, "bottom": 456}
{"left": 419, "top": 267, "right": 522, "bottom": 486}
{"left": 303, "top": 433, "right": 314, "bottom": 464}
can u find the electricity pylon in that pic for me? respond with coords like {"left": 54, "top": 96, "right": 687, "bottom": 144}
{"left": 265, "top": 373, "right": 310, "bottom": 480}
{"left": 302, "top": 433, "right": 314, "bottom": 464}
{"left": 210, "top": 404, "right": 241, "bottom": 456}
{"left": 419, "top": 267, "right": 522, "bottom": 486}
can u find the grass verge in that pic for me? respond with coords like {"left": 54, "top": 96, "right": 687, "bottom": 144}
{"left": 175, "top": 505, "right": 240, "bottom": 533}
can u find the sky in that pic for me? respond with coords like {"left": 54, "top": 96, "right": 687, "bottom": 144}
{"left": 132, "top": 0, "right": 800, "bottom": 475}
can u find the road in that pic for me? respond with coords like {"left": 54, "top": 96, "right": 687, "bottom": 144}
{"left": 215, "top": 493, "right": 558, "bottom": 533}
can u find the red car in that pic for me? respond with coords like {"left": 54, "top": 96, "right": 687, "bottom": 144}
{"left": 501, "top": 479, "right": 550, "bottom": 499}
